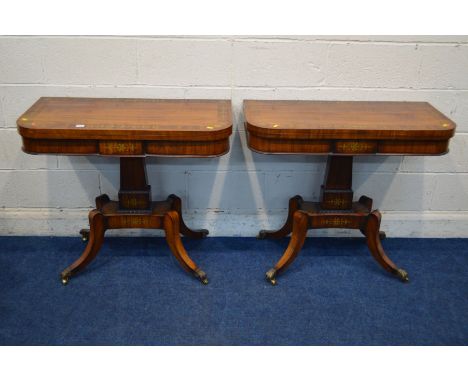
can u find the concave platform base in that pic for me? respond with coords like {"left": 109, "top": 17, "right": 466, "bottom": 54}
{"left": 258, "top": 155, "right": 409, "bottom": 285}
{"left": 61, "top": 158, "right": 209, "bottom": 285}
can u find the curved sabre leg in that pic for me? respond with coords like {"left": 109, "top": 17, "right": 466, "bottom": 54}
{"left": 61, "top": 210, "right": 106, "bottom": 285}
{"left": 265, "top": 210, "right": 309, "bottom": 285}
{"left": 364, "top": 210, "right": 408, "bottom": 282}
{"left": 258, "top": 195, "right": 303, "bottom": 239}
{"left": 164, "top": 210, "right": 208, "bottom": 284}
{"left": 167, "top": 194, "right": 208, "bottom": 239}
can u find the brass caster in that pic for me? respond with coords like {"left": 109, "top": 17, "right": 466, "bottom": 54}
{"left": 379, "top": 231, "right": 387, "bottom": 240}
{"left": 266, "top": 268, "right": 277, "bottom": 286}
{"left": 195, "top": 269, "right": 209, "bottom": 285}
{"left": 396, "top": 268, "right": 409, "bottom": 283}
{"left": 61, "top": 274, "right": 70, "bottom": 285}
{"left": 257, "top": 230, "right": 268, "bottom": 240}
{"left": 79, "top": 229, "right": 89, "bottom": 242}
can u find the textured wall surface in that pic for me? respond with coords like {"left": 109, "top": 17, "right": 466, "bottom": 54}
{"left": 0, "top": 35, "right": 467, "bottom": 237}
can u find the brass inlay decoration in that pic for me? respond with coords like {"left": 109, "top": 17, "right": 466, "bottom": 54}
{"left": 127, "top": 216, "right": 146, "bottom": 226}
{"left": 336, "top": 141, "right": 376, "bottom": 153}
{"left": 100, "top": 141, "right": 142, "bottom": 155}
{"left": 322, "top": 217, "right": 352, "bottom": 227}
{"left": 115, "top": 142, "right": 135, "bottom": 152}
{"left": 117, "top": 215, "right": 147, "bottom": 226}
{"left": 120, "top": 195, "right": 149, "bottom": 210}
{"left": 324, "top": 198, "right": 349, "bottom": 209}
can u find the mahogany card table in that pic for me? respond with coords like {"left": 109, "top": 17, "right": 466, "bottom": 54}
{"left": 244, "top": 100, "right": 456, "bottom": 285}
{"left": 17, "top": 97, "right": 232, "bottom": 285}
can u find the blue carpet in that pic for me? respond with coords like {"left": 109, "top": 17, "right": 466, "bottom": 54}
{"left": 0, "top": 236, "right": 467, "bottom": 345}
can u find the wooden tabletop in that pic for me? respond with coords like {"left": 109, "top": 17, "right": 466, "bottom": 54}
{"left": 18, "top": 97, "right": 232, "bottom": 141}
{"left": 244, "top": 100, "right": 456, "bottom": 155}
{"left": 244, "top": 100, "right": 455, "bottom": 139}
{"left": 17, "top": 97, "right": 232, "bottom": 157}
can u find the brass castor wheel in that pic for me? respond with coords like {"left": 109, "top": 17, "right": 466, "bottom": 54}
{"left": 265, "top": 268, "right": 277, "bottom": 285}
{"left": 199, "top": 229, "right": 209, "bottom": 238}
{"left": 195, "top": 269, "right": 209, "bottom": 285}
{"left": 79, "top": 229, "right": 90, "bottom": 242}
{"left": 257, "top": 230, "right": 268, "bottom": 240}
{"left": 379, "top": 231, "right": 387, "bottom": 240}
{"left": 61, "top": 274, "right": 70, "bottom": 285}
{"left": 396, "top": 268, "right": 409, "bottom": 282}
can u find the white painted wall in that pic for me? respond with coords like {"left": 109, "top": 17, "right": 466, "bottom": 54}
{"left": 1, "top": 35, "right": 467, "bottom": 237}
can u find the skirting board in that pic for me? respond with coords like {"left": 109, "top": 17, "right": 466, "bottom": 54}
{"left": 1, "top": 208, "right": 468, "bottom": 238}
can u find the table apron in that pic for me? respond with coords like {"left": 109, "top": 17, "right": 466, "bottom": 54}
{"left": 247, "top": 133, "right": 450, "bottom": 155}
{"left": 21, "top": 137, "right": 230, "bottom": 157}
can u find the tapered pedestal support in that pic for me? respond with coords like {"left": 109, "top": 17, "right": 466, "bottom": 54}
{"left": 259, "top": 155, "right": 408, "bottom": 285}
{"left": 62, "top": 157, "right": 209, "bottom": 285}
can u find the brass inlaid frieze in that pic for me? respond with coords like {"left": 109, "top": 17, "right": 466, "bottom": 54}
{"left": 99, "top": 141, "right": 143, "bottom": 155}
{"left": 125, "top": 216, "right": 147, "bottom": 226}
{"left": 120, "top": 197, "right": 148, "bottom": 210}
{"left": 321, "top": 217, "right": 352, "bottom": 227}
{"left": 323, "top": 198, "right": 349, "bottom": 209}
{"left": 335, "top": 141, "right": 376, "bottom": 154}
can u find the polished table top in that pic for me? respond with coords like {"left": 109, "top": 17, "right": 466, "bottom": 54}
{"left": 244, "top": 100, "right": 456, "bottom": 155}
{"left": 17, "top": 97, "right": 232, "bottom": 157}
